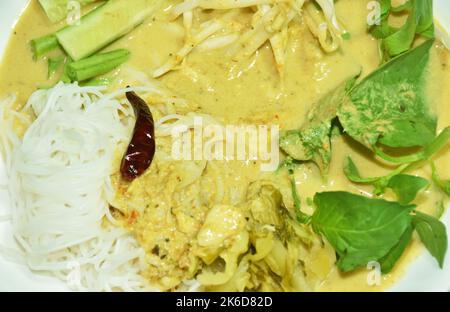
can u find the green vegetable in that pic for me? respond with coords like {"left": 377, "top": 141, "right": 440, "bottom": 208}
{"left": 340, "top": 39, "right": 435, "bottom": 150}
{"left": 436, "top": 200, "right": 445, "bottom": 219}
{"left": 47, "top": 55, "right": 65, "bottom": 79}
{"left": 341, "top": 32, "right": 351, "bottom": 40}
{"left": 374, "top": 126, "right": 450, "bottom": 164}
{"left": 280, "top": 78, "right": 357, "bottom": 172}
{"left": 60, "top": 56, "right": 73, "bottom": 83}
{"left": 290, "top": 177, "right": 311, "bottom": 224}
{"left": 67, "top": 49, "right": 130, "bottom": 82}
{"left": 56, "top": 0, "right": 162, "bottom": 60}
{"left": 344, "top": 156, "right": 395, "bottom": 194}
{"left": 277, "top": 157, "right": 301, "bottom": 173}
{"left": 387, "top": 174, "right": 429, "bottom": 205}
{"left": 281, "top": 40, "right": 441, "bottom": 173}
{"left": 432, "top": 163, "right": 450, "bottom": 196}
{"left": 31, "top": 34, "right": 59, "bottom": 59}
{"left": 344, "top": 157, "right": 429, "bottom": 203}
{"left": 80, "top": 77, "right": 115, "bottom": 86}
{"left": 413, "top": 211, "right": 448, "bottom": 268}
{"left": 38, "top": 0, "right": 99, "bottom": 23}
{"left": 379, "top": 224, "right": 414, "bottom": 274}
{"left": 311, "top": 191, "right": 448, "bottom": 273}
{"left": 369, "top": 0, "right": 434, "bottom": 61}
{"left": 311, "top": 192, "right": 415, "bottom": 272}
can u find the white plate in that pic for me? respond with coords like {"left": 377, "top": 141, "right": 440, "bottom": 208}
{"left": 0, "top": 0, "right": 449, "bottom": 292}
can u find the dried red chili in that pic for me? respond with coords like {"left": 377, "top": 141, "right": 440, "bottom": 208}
{"left": 120, "top": 91, "right": 155, "bottom": 181}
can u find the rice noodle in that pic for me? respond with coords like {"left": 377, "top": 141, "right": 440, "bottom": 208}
{"left": 0, "top": 83, "right": 157, "bottom": 291}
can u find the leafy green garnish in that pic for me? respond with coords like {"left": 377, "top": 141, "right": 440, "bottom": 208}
{"left": 344, "top": 156, "right": 400, "bottom": 194}
{"left": 281, "top": 40, "right": 442, "bottom": 174}
{"left": 312, "top": 192, "right": 415, "bottom": 272}
{"left": 339, "top": 40, "right": 435, "bottom": 149}
{"left": 413, "top": 211, "right": 448, "bottom": 268}
{"left": 379, "top": 224, "right": 413, "bottom": 274}
{"left": 387, "top": 174, "right": 429, "bottom": 205}
{"left": 310, "top": 191, "right": 448, "bottom": 273}
{"left": 432, "top": 162, "right": 450, "bottom": 196}
{"left": 374, "top": 126, "right": 450, "bottom": 164}
{"left": 369, "top": 0, "right": 434, "bottom": 61}
{"left": 280, "top": 78, "right": 357, "bottom": 172}
{"left": 344, "top": 156, "right": 428, "bottom": 203}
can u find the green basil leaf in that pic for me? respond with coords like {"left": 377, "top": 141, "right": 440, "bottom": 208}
{"left": 282, "top": 41, "right": 438, "bottom": 175}
{"left": 312, "top": 192, "right": 414, "bottom": 272}
{"left": 413, "top": 211, "right": 448, "bottom": 268}
{"left": 387, "top": 174, "right": 429, "bottom": 204}
{"left": 344, "top": 157, "right": 428, "bottom": 202}
{"left": 379, "top": 224, "right": 414, "bottom": 274}
{"left": 338, "top": 40, "right": 436, "bottom": 149}
{"left": 343, "top": 156, "right": 379, "bottom": 184}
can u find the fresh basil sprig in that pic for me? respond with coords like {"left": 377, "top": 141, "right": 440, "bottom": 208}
{"left": 281, "top": 40, "right": 445, "bottom": 174}
{"left": 310, "top": 191, "right": 447, "bottom": 273}
{"left": 369, "top": 0, "right": 434, "bottom": 61}
{"left": 344, "top": 156, "right": 429, "bottom": 204}
{"left": 413, "top": 211, "right": 448, "bottom": 268}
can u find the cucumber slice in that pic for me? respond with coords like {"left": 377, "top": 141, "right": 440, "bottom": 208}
{"left": 56, "top": 0, "right": 161, "bottom": 61}
{"left": 38, "top": 0, "right": 98, "bottom": 23}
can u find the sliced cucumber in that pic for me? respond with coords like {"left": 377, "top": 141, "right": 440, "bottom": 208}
{"left": 38, "top": 0, "right": 98, "bottom": 23}
{"left": 56, "top": 0, "right": 162, "bottom": 61}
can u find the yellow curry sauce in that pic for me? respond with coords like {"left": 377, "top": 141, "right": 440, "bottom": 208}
{"left": 1, "top": 0, "right": 449, "bottom": 291}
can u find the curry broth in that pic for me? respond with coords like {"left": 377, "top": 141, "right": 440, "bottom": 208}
{"left": 1, "top": 0, "right": 449, "bottom": 291}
